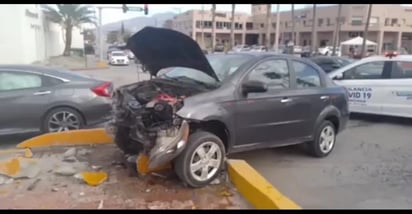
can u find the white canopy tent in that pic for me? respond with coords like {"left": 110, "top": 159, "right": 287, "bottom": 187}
{"left": 340, "top": 36, "right": 377, "bottom": 46}
{"left": 339, "top": 36, "right": 378, "bottom": 55}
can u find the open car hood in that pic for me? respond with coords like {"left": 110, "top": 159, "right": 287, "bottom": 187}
{"left": 126, "top": 27, "right": 218, "bottom": 81}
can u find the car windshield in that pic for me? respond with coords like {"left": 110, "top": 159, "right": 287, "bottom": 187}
{"left": 336, "top": 58, "right": 354, "bottom": 65}
{"left": 112, "top": 52, "right": 125, "bottom": 56}
{"left": 160, "top": 54, "right": 253, "bottom": 86}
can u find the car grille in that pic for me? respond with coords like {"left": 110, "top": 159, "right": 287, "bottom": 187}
{"left": 117, "top": 59, "right": 124, "bottom": 63}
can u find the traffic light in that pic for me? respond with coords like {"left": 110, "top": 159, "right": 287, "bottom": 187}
{"left": 122, "top": 4, "right": 128, "bottom": 13}
{"left": 144, "top": 4, "right": 148, "bottom": 15}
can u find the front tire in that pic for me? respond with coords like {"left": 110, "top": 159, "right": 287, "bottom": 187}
{"left": 306, "top": 120, "right": 336, "bottom": 157}
{"left": 174, "top": 131, "right": 226, "bottom": 188}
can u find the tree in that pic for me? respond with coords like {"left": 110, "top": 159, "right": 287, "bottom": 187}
{"left": 122, "top": 31, "right": 132, "bottom": 43}
{"left": 42, "top": 4, "right": 96, "bottom": 56}
{"left": 265, "top": 4, "right": 272, "bottom": 50}
{"left": 361, "top": 4, "right": 373, "bottom": 58}
{"left": 211, "top": 4, "right": 216, "bottom": 53}
{"left": 291, "top": 4, "right": 295, "bottom": 47}
{"left": 230, "top": 4, "right": 236, "bottom": 51}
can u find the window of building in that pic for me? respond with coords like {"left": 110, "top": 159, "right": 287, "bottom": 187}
{"left": 369, "top": 17, "right": 379, "bottom": 26}
{"left": 327, "top": 18, "right": 332, "bottom": 26}
{"left": 285, "top": 22, "right": 288, "bottom": 28}
{"left": 246, "top": 22, "right": 253, "bottom": 30}
{"left": 351, "top": 16, "right": 363, "bottom": 26}
{"left": 318, "top": 18, "right": 324, "bottom": 27}
{"left": 343, "top": 61, "right": 385, "bottom": 80}
{"left": 391, "top": 18, "right": 398, "bottom": 26}
{"left": 246, "top": 59, "right": 290, "bottom": 89}
{"left": 292, "top": 61, "right": 321, "bottom": 88}
{"left": 260, "top": 23, "right": 264, "bottom": 28}
{"left": 303, "top": 20, "right": 306, "bottom": 26}
{"left": 196, "top": 21, "right": 201, "bottom": 28}
{"left": 272, "top": 23, "right": 276, "bottom": 29}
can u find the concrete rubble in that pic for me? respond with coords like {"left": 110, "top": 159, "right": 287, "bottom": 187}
{"left": 0, "top": 144, "right": 250, "bottom": 209}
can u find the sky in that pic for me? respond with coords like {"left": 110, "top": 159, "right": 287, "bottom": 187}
{"left": 96, "top": 4, "right": 412, "bottom": 25}
{"left": 96, "top": 4, "right": 311, "bottom": 25}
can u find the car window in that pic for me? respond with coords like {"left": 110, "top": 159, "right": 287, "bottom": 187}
{"left": 0, "top": 71, "right": 42, "bottom": 91}
{"left": 343, "top": 61, "right": 385, "bottom": 80}
{"left": 292, "top": 61, "right": 322, "bottom": 88}
{"left": 391, "top": 61, "right": 412, "bottom": 79}
{"left": 246, "top": 59, "right": 290, "bottom": 89}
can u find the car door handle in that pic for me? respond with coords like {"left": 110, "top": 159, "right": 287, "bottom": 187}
{"left": 33, "top": 91, "right": 51, "bottom": 96}
{"left": 320, "top": 95, "right": 330, "bottom": 100}
{"left": 280, "top": 98, "right": 292, "bottom": 103}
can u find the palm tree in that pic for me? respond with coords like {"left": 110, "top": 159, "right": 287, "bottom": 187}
{"left": 265, "top": 4, "right": 272, "bottom": 50}
{"left": 311, "top": 4, "right": 317, "bottom": 54}
{"left": 230, "top": 4, "right": 236, "bottom": 51}
{"left": 332, "top": 4, "right": 342, "bottom": 56}
{"left": 211, "top": 4, "right": 216, "bottom": 53}
{"left": 361, "top": 4, "right": 373, "bottom": 58}
{"left": 42, "top": 4, "right": 96, "bottom": 56}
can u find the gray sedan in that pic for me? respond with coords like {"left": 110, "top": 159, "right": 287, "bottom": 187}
{"left": 0, "top": 65, "right": 112, "bottom": 135}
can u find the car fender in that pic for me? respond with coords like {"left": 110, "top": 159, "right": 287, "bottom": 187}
{"left": 176, "top": 102, "right": 234, "bottom": 140}
{"left": 314, "top": 105, "right": 341, "bottom": 133}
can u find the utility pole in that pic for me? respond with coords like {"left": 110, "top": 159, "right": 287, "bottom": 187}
{"left": 274, "top": 4, "right": 281, "bottom": 53}
{"left": 230, "top": 4, "right": 235, "bottom": 51}
{"left": 332, "top": 4, "right": 342, "bottom": 56}
{"left": 311, "top": 4, "right": 317, "bottom": 54}
{"left": 211, "top": 4, "right": 216, "bottom": 53}
{"left": 201, "top": 4, "right": 205, "bottom": 49}
{"left": 98, "top": 7, "right": 103, "bottom": 62}
{"left": 361, "top": 4, "right": 373, "bottom": 58}
{"left": 265, "top": 4, "right": 272, "bottom": 50}
{"left": 291, "top": 4, "right": 295, "bottom": 47}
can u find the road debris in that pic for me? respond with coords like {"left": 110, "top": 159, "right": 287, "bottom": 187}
{"left": 81, "top": 171, "right": 108, "bottom": 186}
{"left": 25, "top": 148, "right": 33, "bottom": 158}
{"left": 63, "top": 148, "right": 77, "bottom": 158}
{"left": 0, "top": 144, "right": 250, "bottom": 209}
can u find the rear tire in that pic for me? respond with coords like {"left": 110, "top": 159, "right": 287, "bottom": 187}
{"left": 114, "top": 126, "right": 143, "bottom": 155}
{"left": 306, "top": 120, "right": 336, "bottom": 158}
{"left": 41, "top": 107, "right": 84, "bottom": 133}
{"left": 174, "top": 131, "right": 225, "bottom": 188}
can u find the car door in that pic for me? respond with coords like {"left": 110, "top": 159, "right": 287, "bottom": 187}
{"left": 233, "top": 57, "right": 307, "bottom": 147}
{"left": 383, "top": 60, "right": 412, "bottom": 117}
{"left": 333, "top": 60, "right": 391, "bottom": 114}
{"left": 0, "top": 70, "right": 55, "bottom": 135}
{"left": 289, "top": 60, "right": 330, "bottom": 138}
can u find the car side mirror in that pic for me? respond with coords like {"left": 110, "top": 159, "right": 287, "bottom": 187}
{"left": 333, "top": 73, "right": 344, "bottom": 80}
{"left": 242, "top": 80, "right": 268, "bottom": 94}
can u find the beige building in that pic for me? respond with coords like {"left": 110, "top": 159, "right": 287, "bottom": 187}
{"left": 171, "top": 4, "right": 412, "bottom": 53}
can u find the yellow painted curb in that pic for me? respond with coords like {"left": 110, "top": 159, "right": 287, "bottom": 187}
{"left": 227, "top": 159, "right": 301, "bottom": 209}
{"left": 16, "top": 128, "right": 113, "bottom": 148}
{"left": 0, "top": 149, "right": 26, "bottom": 155}
{"left": 97, "top": 61, "right": 108, "bottom": 68}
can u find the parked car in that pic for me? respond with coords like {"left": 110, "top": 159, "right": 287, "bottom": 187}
{"left": 233, "top": 45, "right": 250, "bottom": 52}
{"left": 214, "top": 44, "right": 225, "bottom": 52}
{"left": 318, "top": 46, "right": 342, "bottom": 56}
{"left": 107, "top": 47, "right": 120, "bottom": 60}
{"left": 328, "top": 52, "right": 412, "bottom": 118}
{"left": 309, "top": 56, "right": 355, "bottom": 73}
{"left": 107, "top": 27, "right": 349, "bottom": 188}
{"left": 109, "top": 51, "right": 130, "bottom": 65}
{"left": 250, "top": 45, "right": 267, "bottom": 52}
{"left": 0, "top": 65, "right": 112, "bottom": 135}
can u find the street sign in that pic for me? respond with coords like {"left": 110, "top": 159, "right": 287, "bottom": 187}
{"left": 128, "top": 7, "right": 143, "bottom": 12}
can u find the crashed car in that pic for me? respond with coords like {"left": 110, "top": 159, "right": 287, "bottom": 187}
{"left": 106, "top": 27, "right": 349, "bottom": 188}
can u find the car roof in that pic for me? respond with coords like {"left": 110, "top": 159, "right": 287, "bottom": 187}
{"left": 356, "top": 55, "right": 412, "bottom": 63}
{"left": 0, "top": 64, "right": 93, "bottom": 81}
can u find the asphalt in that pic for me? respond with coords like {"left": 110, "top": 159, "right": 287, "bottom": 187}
{"left": 2, "top": 64, "right": 412, "bottom": 208}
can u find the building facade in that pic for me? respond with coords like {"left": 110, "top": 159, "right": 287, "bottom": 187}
{"left": 171, "top": 4, "right": 412, "bottom": 54}
{"left": 0, "top": 4, "right": 84, "bottom": 64}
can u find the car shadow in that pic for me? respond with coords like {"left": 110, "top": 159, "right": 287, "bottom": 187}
{"left": 350, "top": 113, "right": 412, "bottom": 126}
{"left": 0, "top": 133, "right": 39, "bottom": 149}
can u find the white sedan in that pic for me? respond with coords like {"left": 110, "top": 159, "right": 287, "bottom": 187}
{"left": 109, "top": 51, "right": 130, "bottom": 65}
{"left": 328, "top": 52, "right": 412, "bottom": 118}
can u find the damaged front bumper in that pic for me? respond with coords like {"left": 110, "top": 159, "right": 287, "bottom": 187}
{"left": 105, "top": 120, "right": 190, "bottom": 170}
{"left": 148, "top": 120, "right": 189, "bottom": 170}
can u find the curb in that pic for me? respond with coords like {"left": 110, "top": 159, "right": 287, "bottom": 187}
{"left": 227, "top": 159, "right": 301, "bottom": 209}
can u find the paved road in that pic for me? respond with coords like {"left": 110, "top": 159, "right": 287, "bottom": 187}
{"left": 233, "top": 115, "right": 412, "bottom": 208}
{"left": 2, "top": 65, "right": 412, "bottom": 208}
